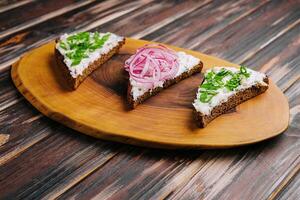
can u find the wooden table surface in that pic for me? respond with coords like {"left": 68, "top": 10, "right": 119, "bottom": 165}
{"left": 0, "top": 0, "right": 299, "bottom": 199}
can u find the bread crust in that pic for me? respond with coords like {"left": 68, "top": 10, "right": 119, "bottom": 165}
{"left": 194, "top": 77, "right": 269, "bottom": 128}
{"left": 127, "top": 61, "right": 203, "bottom": 108}
{"left": 55, "top": 38, "right": 125, "bottom": 90}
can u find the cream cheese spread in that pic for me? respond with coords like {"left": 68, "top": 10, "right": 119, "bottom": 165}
{"left": 193, "top": 67, "right": 267, "bottom": 115}
{"left": 56, "top": 32, "right": 124, "bottom": 78}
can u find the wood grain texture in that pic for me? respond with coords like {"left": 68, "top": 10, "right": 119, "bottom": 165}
{"left": 0, "top": 0, "right": 33, "bottom": 13}
{"left": 145, "top": 0, "right": 269, "bottom": 48}
{"left": 192, "top": 0, "right": 300, "bottom": 62}
{"left": 11, "top": 38, "right": 289, "bottom": 148}
{"left": 243, "top": 23, "right": 300, "bottom": 91}
{"left": 0, "top": 128, "right": 122, "bottom": 200}
{"left": 0, "top": 0, "right": 299, "bottom": 199}
{"left": 0, "top": 134, "right": 9, "bottom": 146}
{"left": 0, "top": 0, "right": 91, "bottom": 33}
{"left": 277, "top": 167, "right": 300, "bottom": 200}
{"left": 0, "top": 0, "right": 147, "bottom": 72}
{"left": 0, "top": 70, "right": 22, "bottom": 112}
{"left": 0, "top": 0, "right": 97, "bottom": 40}
{"left": 0, "top": 0, "right": 202, "bottom": 71}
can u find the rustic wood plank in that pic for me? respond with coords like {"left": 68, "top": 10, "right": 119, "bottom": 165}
{"left": 0, "top": 0, "right": 33, "bottom": 13}
{"left": 269, "top": 160, "right": 300, "bottom": 200}
{"left": 0, "top": 102, "right": 49, "bottom": 165}
{"left": 191, "top": 0, "right": 300, "bottom": 62}
{"left": 0, "top": 0, "right": 154, "bottom": 71}
{"left": 0, "top": 134, "right": 9, "bottom": 146}
{"left": 0, "top": 70, "right": 24, "bottom": 118}
{"left": 243, "top": 23, "right": 300, "bottom": 91}
{"left": 0, "top": 0, "right": 264, "bottom": 68}
{"left": 0, "top": 0, "right": 98, "bottom": 39}
{"left": 57, "top": 148, "right": 206, "bottom": 200}
{"left": 0, "top": 0, "right": 88, "bottom": 31}
{"left": 0, "top": 127, "right": 122, "bottom": 200}
{"left": 144, "top": 0, "right": 269, "bottom": 49}
{"left": 167, "top": 143, "right": 299, "bottom": 200}
{"left": 276, "top": 167, "right": 300, "bottom": 200}
{"left": 96, "top": 0, "right": 212, "bottom": 39}
{"left": 0, "top": 71, "right": 50, "bottom": 163}
{"left": 285, "top": 80, "right": 300, "bottom": 124}
{"left": 56, "top": 147, "right": 214, "bottom": 199}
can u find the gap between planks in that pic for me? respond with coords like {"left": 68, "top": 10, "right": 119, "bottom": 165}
{"left": 0, "top": 98, "right": 23, "bottom": 112}
{"left": 0, "top": 0, "right": 97, "bottom": 40}
{"left": 132, "top": 155, "right": 210, "bottom": 200}
{"left": 40, "top": 150, "right": 121, "bottom": 200}
{"left": 0, "top": 127, "right": 51, "bottom": 165}
{"left": 240, "top": 19, "right": 300, "bottom": 65}
{"left": 131, "top": 0, "right": 212, "bottom": 39}
{"left": 268, "top": 157, "right": 300, "bottom": 200}
{"left": 0, "top": 0, "right": 34, "bottom": 14}
{"left": 188, "top": 0, "right": 272, "bottom": 50}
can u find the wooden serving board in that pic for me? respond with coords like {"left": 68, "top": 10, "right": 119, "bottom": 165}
{"left": 11, "top": 38, "right": 289, "bottom": 149}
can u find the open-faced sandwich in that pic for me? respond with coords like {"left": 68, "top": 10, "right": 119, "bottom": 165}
{"left": 193, "top": 66, "right": 269, "bottom": 127}
{"left": 55, "top": 32, "right": 125, "bottom": 89}
{"left": 125, "top": 44, "right": 203, "bottom": 108}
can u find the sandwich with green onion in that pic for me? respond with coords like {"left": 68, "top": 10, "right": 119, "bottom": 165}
{"left": 193, "top": 66, "right": 269, "bottom": 127}
{"left": 55, "top": 32, "right": 125, "bottom": 89}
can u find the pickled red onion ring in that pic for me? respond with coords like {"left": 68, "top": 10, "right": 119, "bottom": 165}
{"left": 125, "top": 44, "right": 179, "bottom": 89}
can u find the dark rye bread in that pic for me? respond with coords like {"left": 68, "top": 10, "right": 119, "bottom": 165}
{"left": 194, "top": 77, "right": 269, "bottom": 128}
{"left": 127, "top": 61, "right": 203, "bottom": 108}
{"left": 55, "top": 38, "right": 125, "bottom": 90}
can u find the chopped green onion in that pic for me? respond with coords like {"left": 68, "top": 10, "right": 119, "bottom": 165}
{"left": 59, "top": 42, "right": 67, "bottom": 50}
{"left": 58, "top": 32, "right": 111, "bottom": 67}
{"left": 199, "top": 66, "right": 251, "bottom": 103}
{"left": 240, "top": 65, "right": 250, "bottom": 78}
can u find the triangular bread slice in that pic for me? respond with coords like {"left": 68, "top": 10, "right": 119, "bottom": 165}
{"left": 126, "top": 51, "right": 203, "bottom": 108}
{"left": 55, "top": 32, "right": 125, "bottom": 89}
{"left": 193, "top": 66, "right": 269, "bottom": 128}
